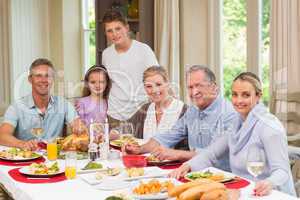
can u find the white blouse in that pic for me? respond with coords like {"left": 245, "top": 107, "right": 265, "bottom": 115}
{"left": 143, "top": 98, "right": 184, "bottom": 142}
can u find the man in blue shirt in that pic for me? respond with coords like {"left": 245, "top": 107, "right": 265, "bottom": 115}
{"left": 0, "top": 58, "right": 87, "bottom": 150}
{"left": 125, "top": 65, "right": 236, "bottom": 170}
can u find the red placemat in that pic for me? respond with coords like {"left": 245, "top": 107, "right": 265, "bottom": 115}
{"left": 0, "top": 157, "right": 45, "bottom": 167}
{"left": 8, "top": 168, "right": 66, "bottom": 184}
{"left": 224, "top": 177, "right": 250, "bottom": 189}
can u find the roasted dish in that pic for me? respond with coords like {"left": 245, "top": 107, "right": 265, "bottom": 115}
{"left": 61, "top": 134, "right": 89, "bottom": 152}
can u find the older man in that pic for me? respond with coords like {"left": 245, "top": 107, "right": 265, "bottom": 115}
{"left": 125, "top": 65, "right": 237, "bottom": 170}
{"left": 0, "top": 58, "right": 86, "bottom": 150}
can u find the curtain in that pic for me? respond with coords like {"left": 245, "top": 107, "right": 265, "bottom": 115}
{"left": 154, "top": 0, "right": 181, "bottom": 98}
{"left": 270, "top": 0, "right": 300, "bottom": 136}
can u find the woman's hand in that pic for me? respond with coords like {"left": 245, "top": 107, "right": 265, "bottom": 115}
{"left": 253, "top": 180, "right": 273, "bottom": 196}
{"left": 168, "top": 163, "right": 191, "bottom": 179}
{"left": 122, "top": 143, "right": 142, "bottom": 155}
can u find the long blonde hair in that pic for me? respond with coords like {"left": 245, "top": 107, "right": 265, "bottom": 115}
{"left": 233, "top": 72, "right": 262, "bottom": 96}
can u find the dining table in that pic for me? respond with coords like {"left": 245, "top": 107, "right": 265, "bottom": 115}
{"left": 0, "top": 145, "right": 298, "bottom": 200}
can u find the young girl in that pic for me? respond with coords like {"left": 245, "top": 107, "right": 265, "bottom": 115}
{"left": 76, "top": 65, "right": 111, "bottom": 127}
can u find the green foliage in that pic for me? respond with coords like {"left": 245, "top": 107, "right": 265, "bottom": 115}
{"left": 223, "top": 0, "right": 270, "bottom": 106}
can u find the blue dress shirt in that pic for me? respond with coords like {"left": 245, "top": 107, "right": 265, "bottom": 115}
{"left": 153, "top": 95, "right": 237, "bottom": 170}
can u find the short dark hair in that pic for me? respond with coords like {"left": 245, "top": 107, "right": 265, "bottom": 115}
{"left": 82, "top": 65, "right": 112, "bottom": 100}
{"left": 186, "top": 65, "right": 216, "bottom": 84}
{"left": 102, "top": 9, "right": 128, "bottom": 26}
{"left": 29, "top": 58, "right": 55, "bottom": 75}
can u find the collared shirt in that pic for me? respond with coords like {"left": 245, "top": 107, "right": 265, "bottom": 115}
{"left": 153, "top": 95, "right": 237, "bottom": 170}
{"left": 3, "top": 95, "right": 78, "bottom": 141}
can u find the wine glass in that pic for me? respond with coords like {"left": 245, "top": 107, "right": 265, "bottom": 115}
{"left": 246, "top": 145, "right": 265, "bottom": 181}
{"left": 30, "top": 114, "right": 44, "bottom": 141}
{"left": 120, "top": 122, "right": 134, "bottom": 138}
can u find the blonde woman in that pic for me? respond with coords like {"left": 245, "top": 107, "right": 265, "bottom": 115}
{"left": 170, "top": 72, "right": 295, "bottom": 196}
{"left": 129, "top": 66, "right": 187, "bottom": 146}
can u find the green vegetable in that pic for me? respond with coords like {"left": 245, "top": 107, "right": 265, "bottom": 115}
{"left": 105, "top": 197, "right": 123, "bottom": 200}
{"left": 187, "top": 170, "right": 213, "bottom": 179}
{"left": 48, "top": 161, "right": 59, "bottom": 173}
{"left": 82, "top": 162, "right": 103, "bottom": 170}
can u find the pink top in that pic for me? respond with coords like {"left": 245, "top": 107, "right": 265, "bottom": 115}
{"left": 77, "top": 96, "right": 108, "bottom": 127}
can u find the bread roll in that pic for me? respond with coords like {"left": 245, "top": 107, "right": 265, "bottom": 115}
{"left": 179, "top": 182, "right": 225, "bottom": 200}
{"left": 168, "top": 179, "right": 214, "bottom": 197}
{"left": 200, "top": 188, "right": 227, "bottom": 200}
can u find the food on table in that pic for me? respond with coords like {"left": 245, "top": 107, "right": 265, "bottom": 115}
{"left": 185, "top": 170, "right": 225, "bottom": 182}
{"left": 125, "top": 167, "right": 144, "bottom": 177}
{"left": 104, "top": 193, "right": 132, "bottom": 200}
{"left": 95, "top": 173, "right": 103, "bottom": 180}
{"left": 0, "top": 148, "right": 40, "bottom": 159}
{"left": 146, "top": 154, "right": 161, "bottom": 162}
{"left": 105, "top": 197, "right": 123, "bottom": 200}
{"left": 110, "top": 135, "right": 139, "bottom": 147}
{"left": 168, "top": 179, "right": 236, "bottom": 200}
{"left": 29, "top": 161, "right": 59, "bottom": 175}
{"left": 57, "top": 151, "right": 88, "bottom": 160}
{"left": 105, "top": 167, "right": 121, "bottom": 176}
{"left": 61, "top": 134, "right": 89, "bottom": 152}
{"left": 82, "top": 162, "right": 103, "bottom": 170}
{"left": 133, "top": 179, "right": 174, "bottom": 195}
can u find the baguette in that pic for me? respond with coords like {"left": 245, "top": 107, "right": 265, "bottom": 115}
{"left": 179, "top": 182, "right": 225, "bottom": 200}
{"left": 200, "top": 188, "right": 227, "bottom": 200}
{"left": 168, "top": 179, "right": 214, "bottom": 197}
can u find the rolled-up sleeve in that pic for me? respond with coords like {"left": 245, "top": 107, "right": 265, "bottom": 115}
{"left": 187, "top": 134, "right": 229, "bottom": 171}
{"left": 153, "top": 114, "right": 188, "bottom": 148}
{"left": 3, "top": 105, "right": 18, "bottom": 127}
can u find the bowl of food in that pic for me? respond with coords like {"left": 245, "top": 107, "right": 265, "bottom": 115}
{"left": 122, "top": 155, "right": 147, "bottom": 168}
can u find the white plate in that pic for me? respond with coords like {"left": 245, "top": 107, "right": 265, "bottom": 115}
{"left": 120, "top": 167, "right": 168, "bottom": 181}
{"left": 185, "top": 167, "right": 235, "bottom": 183}
{"left": 94, "top": 179, "right": 131, "bottom": 190}
{"left": 19, "top": 164, "right": 64, "bottom": 178}
{"left": 131, "top": 178, "right": 178, "bottom": 200}
{"left": 0, "top": 154, "right": 42, "bottom": 161}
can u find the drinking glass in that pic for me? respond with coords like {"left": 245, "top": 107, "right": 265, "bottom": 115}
{"left": 120, "top": 122, "right": 134, "bottom": 137}
{"left": 246, "top": 145, "right": 265, "bottom": 181}
{"left": 47, "top": 139, "right": 58, "bottom": 161}
{"left": 65, "top": 151, "right": 77, "bottom": 179}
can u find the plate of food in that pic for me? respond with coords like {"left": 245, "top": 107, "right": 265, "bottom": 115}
{"left": 184, "top": 169, "right": 235, "bottom": 183}
{"left": 80, "top": 167, "right": 122, "bottom": 185}
{"left": 146, "top": 155, "right": 178, "bottom": 166}
{"left": 19, "top": 161, "right": 64, "bottom": 177}
{"left": 77, "top": 161, "right": 107, "bottom": 174}
{"left": 110, "top": 135, "right": 140, "bottom": 148}
{"left": 121, "top": 167, "right": 168, "bottom": 181}
{"left": 0, "top": 148, "right": 42, "bottom": 161}
{"left": 131, "top": 178, "right": 176, "bottom": 200}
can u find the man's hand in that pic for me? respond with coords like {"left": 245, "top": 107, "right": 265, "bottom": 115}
{"left": 168, "top": 163, "right": 191, "bottom": 179}
{"left": 151, "top": 146, "right": 181, "bottom": 161}
{"left": 18, "top": 140, "right": 39, "bottom": 151}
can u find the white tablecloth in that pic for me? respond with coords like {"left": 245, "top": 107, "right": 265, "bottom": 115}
{"left": 0, "top": 147, "right": 298, "bottom": 200}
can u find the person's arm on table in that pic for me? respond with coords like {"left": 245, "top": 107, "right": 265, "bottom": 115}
{"left": 124, "top": 138, "right": 160, "bottom": 154}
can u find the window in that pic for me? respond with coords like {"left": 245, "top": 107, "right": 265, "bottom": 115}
{"left": 82, "top": 0, "right": 96, "bottom": 72}
{"left": 222, "top": 0, "right": 270, "bottom": 105}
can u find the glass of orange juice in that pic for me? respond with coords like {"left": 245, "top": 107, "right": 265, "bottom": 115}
{"left": 47, "top": 140, "right": 57, "bottom": 161}
{"left": 65, "top": 151, "right": 77, "bottom": 179}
